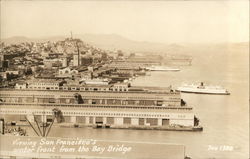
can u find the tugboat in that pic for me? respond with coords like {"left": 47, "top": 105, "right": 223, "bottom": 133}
{"left": 176, "top": 82, "right": 230, "bottom": 95}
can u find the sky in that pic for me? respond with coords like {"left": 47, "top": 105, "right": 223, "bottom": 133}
{"left": 0, "top": 0, "right": 249, "bottom": 43}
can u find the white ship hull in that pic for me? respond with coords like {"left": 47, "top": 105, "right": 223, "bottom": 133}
{"left": 176, "top": 87, "right": 230, "bottom": 95}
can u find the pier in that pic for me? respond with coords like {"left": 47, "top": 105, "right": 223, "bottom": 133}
{"left": 0, "top": 102, "right": 196, "bottom": 129}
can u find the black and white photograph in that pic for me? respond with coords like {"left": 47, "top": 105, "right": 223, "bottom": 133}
{"left": 0, "top": 0, "right": 249, "bottom": 158}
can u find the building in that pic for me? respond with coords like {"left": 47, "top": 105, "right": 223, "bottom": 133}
{"left": 112, "top": 82, "right": 129, "bottom": 91}
{"left": 6, "top": 83, "right": 180, "bottom": 107}
{"left": 0, "top": 55, "right": 4, "bottom": 68}
{"left": 43, "top": 58, "right": 62, "bottom": 68}
{"left": 73, "top": 54, "right": 79, "bottom": 67}
{"left": 108, "top": 62, "right": 141, "bottom": 70}
{"left": 15, "top": 81, "right": 27, "bottom": 89}
{"left": 0, "top": 55, "right": 9, "bottom": 70}
{"left": 26, "top": 79, "right": 64, "bottom": 90}
{"left": 0, "top": 70, "right": 19, "bottom": 80}
{"left": 0, "top": 103, "right": 197, "bottom": 129}
{"left": 0, "top": 83, "right": 202, "bottom": 130}
{"left": 58, "top": 67, "right": 78, "bottom": 76}
{"left": 62, "top": 56, "right": 68, "bottom": 67}
{"left": 80, "top": 78, "right": 111, "bottom": 85}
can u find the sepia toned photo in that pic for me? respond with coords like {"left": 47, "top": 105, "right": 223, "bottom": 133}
{"left": 0, "top": 0, "right": 249, "bottom": 158}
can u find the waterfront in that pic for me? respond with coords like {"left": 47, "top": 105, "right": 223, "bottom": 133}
{"left": 22, "top": 48, "right": 249, "bottom": 158}
{"left": 1, "top": 1, "right": 249, "bottom": 158}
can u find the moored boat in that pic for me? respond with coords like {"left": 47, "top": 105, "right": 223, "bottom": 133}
{"left": 176, "top": 82, "right": 230, "bottom": 95}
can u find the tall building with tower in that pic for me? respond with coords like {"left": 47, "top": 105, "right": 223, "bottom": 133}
{"left": 73, "top": 53, "right": 79, "bottom": 66}
{"left": 62, "top": 56, "right": 68, "bottom": 67}
{"left": 0, "top": 54, "right": 3, "bottom": 69}
{"left": 73, "top": 37, "right": 81, "bottom": 67}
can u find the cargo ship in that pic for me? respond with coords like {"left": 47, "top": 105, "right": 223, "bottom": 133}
{"left": 176, "top": 82, "right": 230, "bottom": 95}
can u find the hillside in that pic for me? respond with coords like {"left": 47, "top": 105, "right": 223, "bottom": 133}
{"left": 1, "top": 34, "right": 248, "bottom": 58}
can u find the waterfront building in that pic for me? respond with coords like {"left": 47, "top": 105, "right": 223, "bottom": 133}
{"left": 80, "top": 78, "right": 111, "bottom": 85}
{"left": 0, "top": 103, "right": 196, "bottom": 128}
{"left": 107, "top": 62, "right": 141, "bottom": 70}
{"left": 2, "top": 82, "right": 180, "bottom": 107}
{"left": 26, "top": 79, "right": 64, "bottom": 90}
{"left": 0, "top": 81, "right": 201, "bottom": 130}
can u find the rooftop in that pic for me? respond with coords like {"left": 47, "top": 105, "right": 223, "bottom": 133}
{"left": 27, "top": 78, "right": 63, "bottom": 83}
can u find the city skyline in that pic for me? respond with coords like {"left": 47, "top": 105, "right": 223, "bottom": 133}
{"left": 1, "top": 1, "right": 249, "bottom": 43}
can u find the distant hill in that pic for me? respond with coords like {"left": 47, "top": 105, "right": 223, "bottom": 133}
{"left": 75, "top": 34, "right": 188, "bottom": 54}
{"left": 1, "top": 34, "right": 248, "bottom": 57}
{"left": 1, "top": 36, "right": 66, "bottom": 44}
{"left": 1, "top": 34, "right": 187, "bottom": 54}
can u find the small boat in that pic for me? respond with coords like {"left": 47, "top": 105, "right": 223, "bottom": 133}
{"left": 176, "top": 82, "right": 230, "bottom": 95}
